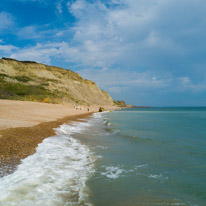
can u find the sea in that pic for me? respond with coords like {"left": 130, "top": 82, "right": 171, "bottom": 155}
{"left": 0, "top": 107, "right": 206, "bottom": 206}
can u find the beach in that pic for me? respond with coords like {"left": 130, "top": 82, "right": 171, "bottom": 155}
{"left": 0, "top": 106, "right": 206, "bottom": 205}
{"left": 0, "top": 99, "right": 117, "bottom": 177}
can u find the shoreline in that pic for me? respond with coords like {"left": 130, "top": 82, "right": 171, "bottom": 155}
{"left": 0, "top": 112, "right": 94, "bottom": 177}
{"left": 0, "top": 99, "right": 119, "bottom": 177}
{"left": 0, "top": 99, "right": 111, "bottom": 130}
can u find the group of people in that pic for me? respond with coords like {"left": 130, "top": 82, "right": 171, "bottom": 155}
{"left": 74, "top": 105, "right": 90, "bottom": 112}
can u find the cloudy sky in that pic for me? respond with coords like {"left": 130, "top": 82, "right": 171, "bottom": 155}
{"left": 0, "top": 0, "right": 206, "bottom": 106}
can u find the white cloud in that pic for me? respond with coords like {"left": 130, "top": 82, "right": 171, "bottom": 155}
{"left": 17, "top": 25, "right": 40, "bottom": 39}
{"left": 145, "top": 31, "right": 159, "bottom": 45}
{"left": 178, "top": 77, "right": 191, "bottom": 85}
{"left": 78, "top": 67, "right": 172, "bottom": 92}
{"left": 56, "top": 0, "right": 63, "bottom": 14}
{"left": 62, "top": 0, "right": 197, "bottom": 69}
{"left": 7, "top": 0, "right": 206, "bottom": 71}
{"left": 0, "top": 12, "right": 14, "bottom": 32}
{"left": 0, "top": 44, "right": 18, "bottom": 52}
{"left": 17, "top": 24, "right": 61, "bottom": 40}
{"left": 176, "top": 77, "right": 206, "bottom": 93}
{"left": 18, "top": 0, "right": 46, "bottom": 2}
{"left": 78, "top": 67, "right": 206, "bottom": 94}
{"left": 10, "top": 42, "right": 66, "bottom": 64}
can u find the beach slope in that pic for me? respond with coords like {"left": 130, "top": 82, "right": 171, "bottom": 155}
{"left": 0, "top": 99, "right": 117, "bottom": 176}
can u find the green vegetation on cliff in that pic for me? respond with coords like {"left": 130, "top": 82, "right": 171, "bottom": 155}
{"left": 0, "top": 73, "right": 66, "bottom": 103}
{"left": 113, "top": 100, "right": 126, "bottom": 107}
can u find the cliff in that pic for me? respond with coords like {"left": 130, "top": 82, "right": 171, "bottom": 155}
{"left": 113, "top": 100, "right": 127, "bottom": 107}
{"left": 0, "top": 58, "right": 114, "bottom": 106}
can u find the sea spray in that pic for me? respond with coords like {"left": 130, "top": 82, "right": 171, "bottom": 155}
{"left": 0, "top": 119, "right": 97, "bottom": 206}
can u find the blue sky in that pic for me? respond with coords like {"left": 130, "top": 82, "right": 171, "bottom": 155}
{"left": 0, "top": 0, "right": 206, "bottom": 106}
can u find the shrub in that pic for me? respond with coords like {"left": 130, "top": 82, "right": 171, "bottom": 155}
{"left": 42, "top": 97, "right": 51, "bottom": 103}
{"left": 14, "top": 76, "right": 32, "bottom": 82}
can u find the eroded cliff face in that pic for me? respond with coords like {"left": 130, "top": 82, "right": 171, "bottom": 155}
{"left": 0, "top": 58, "right": 114, "bottom": 105}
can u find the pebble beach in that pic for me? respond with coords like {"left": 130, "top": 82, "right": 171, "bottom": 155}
{"left": 0, "top": 99, "right": 117, "bottom": 177}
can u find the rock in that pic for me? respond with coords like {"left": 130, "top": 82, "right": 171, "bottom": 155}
{"left": 99, "top": 107, "right": 105, "bottom": 112}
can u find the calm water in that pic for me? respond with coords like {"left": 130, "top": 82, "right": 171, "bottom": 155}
{"left": 0, "top": 108, "right": 206, "bottom": 205}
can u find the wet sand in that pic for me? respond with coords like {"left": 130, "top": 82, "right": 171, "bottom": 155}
{"left": 0, "top": 99, "right": 118, "bottom": 177}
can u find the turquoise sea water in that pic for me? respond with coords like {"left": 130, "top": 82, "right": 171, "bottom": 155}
{"left": 0, "top": 107, "right": 206, "bottom": 206}
{"left": 75, "top": 108, "right": 206, "bottom": 206}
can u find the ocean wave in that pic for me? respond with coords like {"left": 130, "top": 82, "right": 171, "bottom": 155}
{"left": 100, "top": 164, "right": 149, "bottom": 180}
{"left": 101, "top": 166, "right": 125, "bottom": 179}
{"left": 0, "top": 121, "right": 97, "bottom": 206}
{"left": 148, "top": 174, "right": 169, "bottom": 180}
{"left": 103, "top": 118, "right": 112, "bottom": 126}
{"left": 96, "top": 145, "right": 108, "bottom": 150}
{"left": 99, "top": 164, "right": 169, "bottom": 182}
{"left": 120, "top": 134, "right": 161, "bottom": 144}
{"left": 134, "top": 164, "right": 148, "bottom": 169}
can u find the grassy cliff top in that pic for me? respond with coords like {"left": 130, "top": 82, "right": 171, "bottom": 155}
{"left": 0, "top": 57, "right": 84, "bottom": 81}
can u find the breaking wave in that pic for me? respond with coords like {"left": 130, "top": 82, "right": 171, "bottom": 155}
{"left": 0, "top": 119, "right": 97, "bottom": 206}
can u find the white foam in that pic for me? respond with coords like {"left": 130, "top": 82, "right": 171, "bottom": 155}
{"left": 0, "top": 120, "right": 97, "bottom": 206}
{"left": 134, "top": 164, "right": 148, "bottom": 169}
{"left": 93, "top": 112, "right": 103, "bottom": 119}
{"left": 100, "top": 164, "right": 146, "bottom": 179}
{"left": 96, "top": 145, "right": 108, "bottom": 150}
{"left": 148, "top": 174, "right": 168, "bottom": 180}
{"left": 101, "top": 166, "right": 125, "bottom": 179}
{"left": 55, "top": 121, "right": 91, "bottom": 135}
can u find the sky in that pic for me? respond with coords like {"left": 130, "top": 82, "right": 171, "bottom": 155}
{"left": 0, "top": 0, "right": 206, "bottom": 106}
